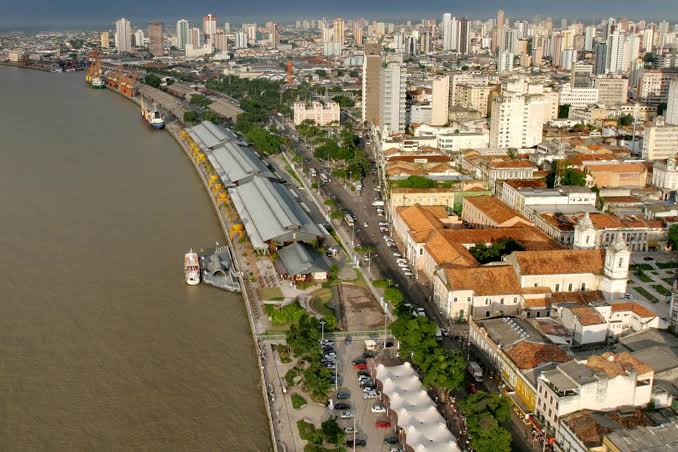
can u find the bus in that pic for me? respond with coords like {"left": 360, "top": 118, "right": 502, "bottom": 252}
{"left": 320, "top": 173, "right": 330, "bottom": 184}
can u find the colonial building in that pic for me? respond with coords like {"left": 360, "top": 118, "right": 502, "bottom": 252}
{"left": 651, "top": 154, "right": 678, "bottom": 198}
{"left": 462, "top": 196, "right": 532, "bottom": 228}
{"left": 293, "top": 101, "right": 340, "bottom": 126}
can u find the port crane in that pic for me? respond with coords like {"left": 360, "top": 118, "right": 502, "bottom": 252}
{"left": 85, "top": 50, "right": 104, "bottom": 88}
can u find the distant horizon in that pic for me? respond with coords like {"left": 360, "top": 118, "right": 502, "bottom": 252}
{"left": 2, "top": 0, "right": 678, "bottom": 29}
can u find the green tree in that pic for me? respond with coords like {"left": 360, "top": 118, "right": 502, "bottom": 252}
{"left": 546, "top": 165, "right": 587, "bottom": 187}
{"left": 558, "top": 104, "right": 570, "bottom": 118}
{"left": 286, "top": 313, "right": 321, "bottom": 357}
{"left": 383, "top": 287, "right": 405, "bottom": 308}
{"left": 190, "top": 94, "right": 212, "bottom": 108}
{"left": 394, "top": 175, "right": 438, "bottom": 189}
{"left": 618, "top": 114, "right": 634, "bottom": 127}
{"left": 390, "top": 317, "right": 438, "bottom": 366}
{"left": 332, "top": 95, "right": 355, "bottom": 108}
{"left": 183, "top": 111, "right": 198, "bottom": 123}
{"left": 668, "top": 224, "right": 678, "bottom": 250}
{"left": 469, "top": 238, "right": 525, "bottom": 264}
{"left": 143, "top": 74, "right": 162, "bottom": 88}
{"left": 320, "top": 418, "right": 345, "bottom": 445}
{"left": 420, "top": 348, "right": 466, "bottom": 393}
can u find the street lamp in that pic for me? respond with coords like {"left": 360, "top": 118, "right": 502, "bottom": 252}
{"left": 320, "top": 320, "right": 326, "bottom": 342}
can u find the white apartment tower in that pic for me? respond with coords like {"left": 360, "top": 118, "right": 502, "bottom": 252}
{"left": 666, "top": 79, "right": 678, "bottom": 125}
{"left": 115, "top": 18, "right": 132, "bottom": 53}
{"left": 490, "top": 83, "right": 547, "bottom": 148}
{"left": 381, "top": 54, "right": 407, "bottom": 134}
{"left": 431, "top": 76, "right": 450, "bottom": 126}
{"left": 606, "top": 30, "right": 626, "bottom": 74}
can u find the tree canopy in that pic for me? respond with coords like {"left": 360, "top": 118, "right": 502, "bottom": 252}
{"left": 469, "top": 238, "right": 525, "bottom": 264}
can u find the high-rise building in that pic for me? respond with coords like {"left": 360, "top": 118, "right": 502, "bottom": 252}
{"left": 665, "top": 79, "right": 678, "bottom": 125}
{"left": 497, "top": 51, "right": 514, "bottom": 73}
{"left": 594, "top": 42, "right": 608, "bottom": 74}
{"left": 361, "top": 43, "right": 382, "bottom": 126}
{"left": 584, "top": 26, "right": 596, "bottom": 51}
{"left": 419, "top": 31, "right": 432, "bottom": 53}
{"left": 203, "top": 14, "right": 217, "bottom": 43}
{"left": 494, "top": 9, "right": 506, "bottom": 54}
{"left": 269, "top": 23, "right": 279, "bottom": 49}
{"left": 223, "top": 22, "right": 230, "bottom": 33}
{"left": 354, "top": 24, "right": 363, "bottom": 46}
{"left": 431, "top": 76, "right": 450, "bottom": 126}
{"left": 176, "top": 19, "right": 189, "bottom": 50}
{"left": 100, "top": 31, "right": 109, "bottom": 48}
{"left": 213, "top": 30, "right": 228, "bottom": 51}
{"left": 381, "top": 54, "right": 407, "bottom": 134}
{"left": 148, "top": 22, "right": 164, "bottom": 57}
{"left": 594, "top": 76, "right": 629, "bottom": 105}
{"left": 442, "top": 13, "right": 453, "bottom": 51}
{"left": 606, "top": 30, "right": 626, "bottom": 74}
{"left": 235, "top": 31, "right": 248, "bottom": 49}
{"left": 188, "top": 27, "right": 202, "bottom": 48}
{"left": 490, "top": 91, "right": 546, "bottom": 148}
{"left": 133, "top": 29, "right": 144, "bottom": 47}
{"left": 245, "top": 23, "right": 257, "bottom": 42}
{"left": 458, "top": 18, "right": 470, "bottom": 54}
{"left": 115, "top": 18, "right": 132, "bottom": 53}
{"left": 334, "top": 17, "right": 345, "bottom": 47}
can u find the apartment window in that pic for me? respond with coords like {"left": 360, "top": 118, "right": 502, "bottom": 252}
{"left": 581, "top": 282, "right": 586, "bottom": 291}
{"left": 419, "top": 249, "right": 423, "bottom": 255}
{"left": 453, "top": 297, "right": 457, "bottom": 302}
{"left": 513, "top": 297, "right": 518, "bottom": 303}
{"left": 568, "top": 283, "right": 573, "bottom": 291}
{"left": 555, "top": 284, "right": 560, "bottom": 292}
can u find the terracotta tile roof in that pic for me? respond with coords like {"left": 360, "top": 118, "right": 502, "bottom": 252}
{"left": 392, "top": 187, "right": 456, "bottom": 194}
{"left": 586, "top": 163, "right": 647, "bottom": 173}
{"left": 513, "top": 249, "right": 604, "bottom": 275}
{"left": 568, "top": 305, "right": 607, "bottom": 326}
{"left": 523, "top": 296, "right": 552, "bottom": 308}
{"left": 550, "top": 290, "right": 606, "bottom": 305}
{"left": 504, "top": 179, "right": 548, "bottom": 189}
{"left": 443, "top": 265, "right": 521, "bottom": 296}
{"left": 601, "top": 196, "right": 641, "bottom": 204}
{"left": 465, "top": 196, "right": 527, "bottom": 225}
{"left": 397, "top": 205, "right": 447, "bottom": 234}
{"left": 424, "top": 230, "right": 479, "bottom": 267}
{"left": 561, "top": 411, "right": 614, "bottom": 448}
{"left": 586, "top": 352, "right": 653, "bottom": 377}
{"left": 610, "top": 302, "right": 656, "bottom": 318}
{"left": 489, "top": 160, "right": 538, "bottom": 169}
{"left": 504, "top": 341, "right": 571, "bottom": 370}
{"left": 436, "top": 226, "right": 562, "bottom": 251}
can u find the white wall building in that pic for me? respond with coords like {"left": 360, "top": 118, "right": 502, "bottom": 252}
{"left": 490, "top": 93, "right": 546, "bottom": 148}
{"left": 176, "top": 19, "right": 189, "bottom": 50}
{"left": 381, "top": 54, "right": 407, "bottom": 134}
{"left": 643, "top": 117, "right": 678, "bottom": 160}
{"left": 431, "top": 75, "right": 450, "bottom": 126}
{"left": 293, "top": 101, "right": 340, "bottom": 126}
{"left": 115, "top": 18, "right": 132, "bottom": 53}
{"left": 652, "top": 155, "right": 678, "bottom": 192}
{"left": 559, "top": 85, "right": 599, "bottom": 109}
{"left": 666, "top": 79, "right": 678, "bottom": 125}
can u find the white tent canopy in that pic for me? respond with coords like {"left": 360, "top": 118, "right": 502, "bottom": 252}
{"left": 376, "top": 362, "right": 461, "bottom": 452}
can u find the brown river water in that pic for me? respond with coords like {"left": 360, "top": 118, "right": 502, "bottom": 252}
{"left": 0, "top": 67, "right": 270, "bottom": 451}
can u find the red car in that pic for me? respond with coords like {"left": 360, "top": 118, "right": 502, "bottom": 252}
{"left": 375, "top": 421, "right": 391, "bottom": 429}
{"left": 353, "top": 363, "right": 368, "bottom": 370}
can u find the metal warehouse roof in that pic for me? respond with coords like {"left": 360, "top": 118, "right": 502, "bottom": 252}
{"left": 277, "top": 243, "right": 331, "bottom": 276}
{"left": 228, "top": 177, "right": 323, "bottom": 250}
{"left": 207, "top": 141, "right": 274, "bottom": 186}
{"left": 186, "top": 121, "right": 232, "bottom": 150}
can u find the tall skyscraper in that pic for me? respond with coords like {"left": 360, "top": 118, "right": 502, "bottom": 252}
{"left": 584, "top": 26, "right": 596, "bottom": 51}
{"left": 606, "top": 30, "right": 626, "bottom": 73}
{"left": 334, "top": 17, "right": 345, "bottom": 47}
{"left": 100, "top": 31, "right": 109, "bottom": 48}
{"left": 213, "top": 30, "right": 228, "bottom": 51}
{"left": 362, "top": 43, "right": 382, "bottom": 126}
{"left": 203, "top": 14, "right": 217, "bottom": 43}
{"left": 594, "top": 41, "right": 608, "bottom": 74}
{"left": 442, "top": 13, "right": 453, "bottom": 51}
{"left": 148, "top": 21, "right": 164, "bottom": 57}
{"left": 458, "top": 18, "right": 470, "bottom": 54}
{"left": 188, "top": 27, "right": 202, "bottom": 48}
{"left": 176, "top": 19, "right": 189, "bottom": 50}
{"left": 235, "top": 31, "right": 248, "bottom": 49}
{"left": 490, "top": 87, "right": 546, "bottom": 148}
{"left": 269, "top": 23, "right": 279, "bottom": 49}
{"left": 494, "top": 9, "right": 505, "bottom": 54}
{"left": 431, "top": 76, "right": 450, "bottom": 126}
{"left": 115, "top": 18, "right": 132, "bottom": 53}
{"left": 381, "top": 54, "right": 407, "bottom": 134}
{"left": 133, "top": 29, "right": 144, "bottom": 47}
{"left": 223, "top": 22, "right": 231, "bottom": 33}
{"left": 354, "top": 25, "right": 363, "bottom": 46}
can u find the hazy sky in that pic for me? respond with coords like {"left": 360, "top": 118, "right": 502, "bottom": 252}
{"left": 1, "top": 0, "right": 678, "bottom": 28}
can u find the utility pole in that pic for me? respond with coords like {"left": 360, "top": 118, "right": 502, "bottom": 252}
{"left": 320, "top": 320, "right": 326, "bottom": 342}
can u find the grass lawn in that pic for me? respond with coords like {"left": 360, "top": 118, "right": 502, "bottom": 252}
{"left": 656, "top": 262, "right": 678, "bottom": 269}
{"left": 310, "top": 289, "right": 335, "bottom": 318}
{"left": 633, "top": 269, "right": 653, "bottom": 283}
{"left": 291, "top": 393, "right": 307, "bottom": 409}
{"left": 297, "top": 420, "right": 317, "bottom": 441}
{"left": 634, "top": 287, "right": 659, "bottom": 303}
{"left": 652, "top": 284, "right": 672, "bottom": 297}
{"left": 260, "top": 287, "right": 284, "bottom": 300}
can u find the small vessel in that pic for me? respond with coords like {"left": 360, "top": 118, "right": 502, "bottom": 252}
{"left": 184, "top": 249, "right": 200, "bottom": 285}
{"left": 141, "top": 96, "right": 165, "bottom": 129}
{"left": 85, "top": 50, "right": 105, "bottom": 88}
{"left": 91, "top": 76, "right": 105, "bottom": 89}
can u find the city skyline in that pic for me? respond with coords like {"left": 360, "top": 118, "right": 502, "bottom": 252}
{"left": 3, "top": 0, "right": 678, "bottom": 28}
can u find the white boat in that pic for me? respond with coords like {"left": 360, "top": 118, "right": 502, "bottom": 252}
{"left": 184, "top": 250, "right": 200, "bottom": 285}
{"left": 140, "top": 97, "right": 165, "bottom": 129}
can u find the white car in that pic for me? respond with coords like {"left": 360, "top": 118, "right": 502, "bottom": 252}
{"left": 415, "top": 307, "right": 425, "bottom": 317}
{"left": 371, "top": 404, "right": 386, "bottom": 414}
{"left": 396, "top": 258, "right": 407, "bottom": 263}
{"left": 340, "top": 411, "right": 356, "bottom": 419}
{"left": 403, "top": 271, "right": 414, "bottom": 276}
{"left": 363, "top": 391, "right": 379, "bottom": 399}
{"left": 363, "top": 222, "right": 369, "bottom": 228}
{"left": 392, "top": 252, "right": 401, "bottom": 257}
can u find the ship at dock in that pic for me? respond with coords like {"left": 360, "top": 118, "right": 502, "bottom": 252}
{"left": 184, "top": 250, "right": 200, "bottom": 285}
{"left": 140, "top": 96, "right": 165, "bottom": 129}
{"left": 84, "top": 50, "right": 105, "bottom": 89}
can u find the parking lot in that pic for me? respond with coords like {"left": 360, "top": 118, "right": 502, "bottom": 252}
{"left": 326, "top": 338, "right": 401, "bottom": 451}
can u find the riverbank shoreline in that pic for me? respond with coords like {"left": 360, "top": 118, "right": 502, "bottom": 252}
{"left": 98, "top": 80, "right": 278, "bottom": 452}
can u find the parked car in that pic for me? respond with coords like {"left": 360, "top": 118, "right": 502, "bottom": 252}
{"left": 344, "top": 426, "right": 355, "bottom": 433}
{"left": 364, "top": 392, "right": 379, "bottom": 399}
{"left": 384, "top": 435, "right": 399, "bottom": 445}
{"left": 357, "top": 370, "right": 370, "bottom": 377}
{"left": 362, "top": 351, "right": 376, "bottom": 358}
{"left": 376, "top": 421, "right": 392, "bottom": 429}
{"left": 336, "top": 391, "right": 350, "bottom": 400}
{"left": 340, "top": 411, "right": 355, "bottom": 419}
{"left": 352, "top": 358, "right": 366, "bottom": 365}
{"left": 346, "top": 439, "right": 366, "bottom": 448}
{"left": 371, "top": 404, "right": 386, "bottom": 413}
{"left": 392, "top": 252, "right": 402, "bottom": 258}
{"left": 353, "top": 362, "right": 368, "bottom": 370}
{"left": 415, "top": 307, "right": 425, "bottom": 317}
{"left": 334, "top": 402, "right": 351, "bottom": 410}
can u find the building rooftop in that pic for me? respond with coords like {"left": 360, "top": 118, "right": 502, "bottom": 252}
{"left": 560, "top": 410, "right": 652, "bottom": 449}
{"left": 465, "top": 196, "right": 527, "bottom": 224}
{"left": 504, "top": 341, "right": 571, "bottom": 370}
{"left": 443, "top": 265, "right": 522, "bottom": 296}
{"left": 605, "top": 420, "right": 678, "bottom": 452}
{"left": 397, "top": 205, "right": 447, "bottom": 235}
{"left": 567, "top": 305, "right": 607, "bottom": 326}
{"left": 586, "top": 352, "right": 653, "bottom": 378}
{"left": 632, "top": 346, "right": 678, "bottom": 375}
{"left": 207, "top": 141, "right": 274, "bottom": 186}
{"left": 476, "top": 317, "right": 547, "bottom": 348}
{"left": 610, "top": 302, "right": 657, "bottom": 319}
{"left": 512, "top": 249, "right": 604, "bottom": 275}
